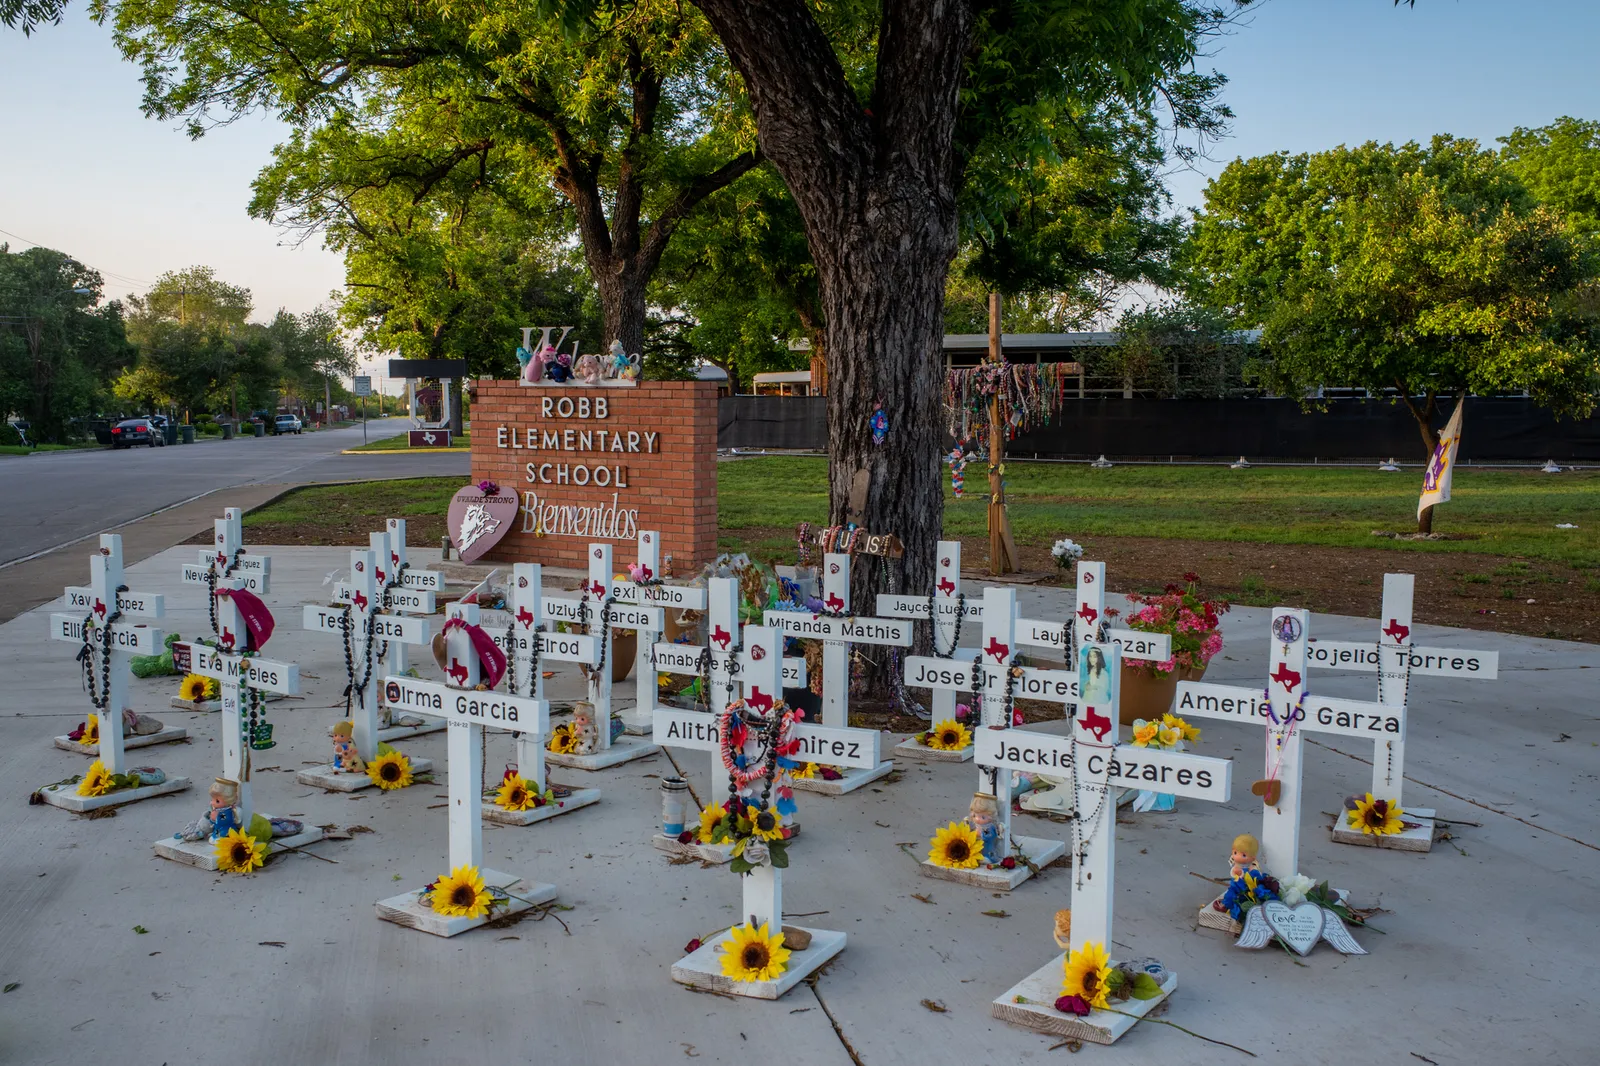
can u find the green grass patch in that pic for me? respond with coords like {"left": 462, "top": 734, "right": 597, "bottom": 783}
{"left": 0, "top": 442, "right": 96, "bottom": 456}
{"left": 242, "top": 478, "right": 462, "bottom": 532}
{"left": 346, "top": 433, "right": 471, "bottom": 452}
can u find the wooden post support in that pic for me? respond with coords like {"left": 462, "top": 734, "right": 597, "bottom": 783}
{"left": 986, "top": 292, "right": 1018, "bottom": 576}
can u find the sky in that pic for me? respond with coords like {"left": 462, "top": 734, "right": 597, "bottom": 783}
{"left": 2, "top": 0, "right": 1599, "bottom": 377}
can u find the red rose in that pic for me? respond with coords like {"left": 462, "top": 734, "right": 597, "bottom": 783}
{"left": 677, "top": 831, "right": 694, "bottom": 844}
{"left": 1055, "top": 994, "right": 1091, "bottom": 1016}
{"left": 1001, "top": 856, "right": 1017, "bottom": 870}
{"left": 685, "top": 938, "right": 703, "bottom": 953}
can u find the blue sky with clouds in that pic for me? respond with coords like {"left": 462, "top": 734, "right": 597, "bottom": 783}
{"left": 2, "top": 0, "right": 1597, "bottom": 341}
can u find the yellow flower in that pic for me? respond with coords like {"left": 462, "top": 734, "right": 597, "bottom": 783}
{"left": 744, "top": 804, "right": 785, "bottom": 841}
{"left": 547, "top": 723, "right": 578, "bottom": 755}
{"left": 788, "top": 761, "right": 817, "bottom": 780}
{"left": 430, "top": 865, "right": 491, "bottom": 918}
{"left": 205, "top": 677, "right": 220, "bottom": 699}
{"left": 494, "top": 776, "right": 538, "bottom": 811}
{"left": 925, "top": 719, "right": 972, "bottom": 751}
{"left": 1061, "top": 940, "right": 1113, "bottom": 1010}
{"left": 719, "top": 922, "right": 791, "bottom": 983}
{"left": 367, "top": 750, "right": 414, "bottom": 790}
{"left": 77, "top": 760, "right": 115, "bottom": 797}
{"left": 1157, "top": 726, "right": 1182, "bottom": 748}
{"left": 927, "top": 821, "right": 983, "bottom": 869}
{"left": 179, "top": 673, "right": 211, "bottom": 702}
{"left": 214, "top": 828, "right": 267, "bottom": 874}
{"left": 79, "top": 714, "right": 99, "bottom": 746}
{"left": 697, "top": 804, "right": 725, "bottom": 843}
{"left": 1162, "top": 712, "right": 1200, "bottom": 743}
{"left": 1130, "top": 721, "right": 1158, "bottom": 747}
{"left": 1347, "top": 792, "right": 1405, "bottom": 836}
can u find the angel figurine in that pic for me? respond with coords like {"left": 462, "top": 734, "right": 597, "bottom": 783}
{"left": 331, "top": 720, "right": 365, "bottom": 775}
{"left": 174, "top": 778, "right": 241, "bottom": 842}
{"left": 570, "top": 701, "right": 601, "bottom": 755}
{"left": 965, "top": 792, "right": 1004, "bottom": 864}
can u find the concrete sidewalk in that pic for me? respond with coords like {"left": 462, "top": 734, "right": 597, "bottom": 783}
{"left": 1, "top": 545, "right": 1595, "bottom": 1065}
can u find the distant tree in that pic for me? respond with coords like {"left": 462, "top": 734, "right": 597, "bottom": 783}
{"left": 1500, "top": 116, "right": 1600, "bottom": 236}
{"left": 119, "top": 266, "right": 262, "bottom": 419}
{"left": 1187, "top": 137, "right": 1599, "bottom": 530}
{"left": 0, "top": 244, "right": 134, "bottom": 440}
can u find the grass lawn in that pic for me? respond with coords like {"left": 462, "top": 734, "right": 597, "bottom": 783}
{"left": 719, "top": 456, "right": 1600, "bottom": 568}
{"left": 346, "top": 432, "right": 471, "bottom": 452}
{"left": 0, "top": 442, "right": 98, "bottom": 456}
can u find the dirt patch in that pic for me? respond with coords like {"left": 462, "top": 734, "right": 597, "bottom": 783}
{"left": 731, "top": 527, "right": 1597, "bottom": 644}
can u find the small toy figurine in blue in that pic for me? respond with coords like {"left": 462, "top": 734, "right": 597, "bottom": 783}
{"left": 966, "top": 793, "right": 1004, "bottom": 864}
{"left": 515, "top": 344, "right": 533, "bottom": 373}
{"left": 174, "top": 777, "right": 242, "bottom": 842}
{"left": 546, "top": 350, "right": 574, "bottom": 382}
{"left": 869, "top": 402, "right": 888, "bottom": 445}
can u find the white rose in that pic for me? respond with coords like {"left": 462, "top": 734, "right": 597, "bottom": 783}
{"left": 1280, "top": 872, "right": 1316, "bottom": 907}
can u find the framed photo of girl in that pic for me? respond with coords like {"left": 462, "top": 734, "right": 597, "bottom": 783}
{"left": 1078, "top": 642, "right": 1119, "bottom": 712}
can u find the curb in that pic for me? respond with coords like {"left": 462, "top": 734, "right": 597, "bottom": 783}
{"left": 339, "top": 447, "right": 471, "bottom": 455}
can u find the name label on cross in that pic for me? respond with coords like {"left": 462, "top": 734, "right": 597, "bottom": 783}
{"left": 874, "top": 594, "right": 984, "bottom": 620}
{"left": 974, "top": 728, "right": 1231, "bottom": 802}
{"left": 182, "top": 563, "right": 267, "bottom": 593}
{"left": 649, "top": 643, "right": 805, "bottom": 686}
{"left": 761, "top": 611, "right": 913, "bottom": 646}
{"left": 651, "top": 709, "right": 881, "bottom": 769}
{"left": 608, "top": 581, "right": 707, "bottom": 609}
{"left": 488, "top": 628, "right": 599, "bottom": 664}
{"left": 1307, "top": 640, "right": 1498, "bottom": 678}
{"left": 383, "top": 675, "right": 549, "bottom": 733}
{"left": 303, "top": 606, "right": 428, "bottom": 644}
{"left": 50, "top": 614, "right": 161, "bottom": 653}
{"left": 381, "top": 588, "right": 435, "bottom": 613}
{"left": 1017, "top": 618, "right": 1172, "bottom": 661}
{"left": 542, "top": 598, "right": 664, "bottom": 631}
{"left": 398, "top": 569, "right": 443, "bottom": 590}
{"left": 178, "top": 643, "right": 298, "bottom": 694}
{"left": 197, "top": 550, "right": 270, "bottom": 574}
{"left": 63, "top": 586, "right": 164, "bottom": 618}
{"left": 904, "top": 656, "right": 1080, "bottom": 701}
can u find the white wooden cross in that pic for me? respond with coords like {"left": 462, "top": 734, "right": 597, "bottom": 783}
{"left": 159, "top": 566, "right": 320, "bottom": 867}
{"left": 540, "top": 543, "right": 662, "bottom": 769}
{"left": 1016, "top": 561, "right": 1172, "bottom": 666}
{"left": 875, "top": 540, "right": 984, "bottom": 728}
{"left": 987, "top": 639, "right": 1233, "bottom": 1046}
{"left": 609, "top": 530, "right": 707, "bottom": 733}
{"left": 357, "top": 524, "right": 445, "bottom": 741}
{"left": 482, "top": 562, "right": 602, "bottom": 823}
{"left": 180, "top": 507, "right": 270, "bottom": 597}
{"left": 39, "top": 534, "right": 190, "bottom": 812}
{"left": 1307, "top": 573, "right": 1498, "bottom": 850}
{"left": 373, "top": 600, "right": 558, "bottom": 937}
{"left": 651, "top": 577, "right": 805, "bottom": 791}
{"left": 299, "top": 547, "right": 435, "bottom": 791}
{"left": 762, "top": 551, "right": 910, "bottom": 794}
{"left": 667, "top": 624, "right": 850, "bottom": 998}
{"left": 905, "top": 586, "right": 1072, "bottom": 889}
{"left": 1173, "top": 605, "right": 1404, "bottom": 884}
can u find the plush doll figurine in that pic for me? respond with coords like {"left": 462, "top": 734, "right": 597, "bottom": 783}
{"left": 575, "top": 351, "right": 602, "bottom": 385}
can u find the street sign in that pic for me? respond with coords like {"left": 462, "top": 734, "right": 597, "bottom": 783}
{"left": 353, "top": 375, "right": 372, "bottom": 397}
{"left": 408, "top": 429, "right": 453, "bottom": 447}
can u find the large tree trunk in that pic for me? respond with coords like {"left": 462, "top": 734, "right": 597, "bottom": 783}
{"left": 695, "top": 0, "right": 976, "bottom": 606}
{"left": 594, "top": 266, "right": 649, "bottom": 356}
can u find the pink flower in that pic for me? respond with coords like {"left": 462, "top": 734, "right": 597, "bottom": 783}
{"left": 1055, "top": 994, "right": 1091, "bottom": 1016}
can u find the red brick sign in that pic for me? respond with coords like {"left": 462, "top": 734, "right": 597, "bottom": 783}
{"left": 408, "top": 429, "right": 453, "bottom": 447}
{"left": 470, "top": 380, "right": 718, "bottom": 568}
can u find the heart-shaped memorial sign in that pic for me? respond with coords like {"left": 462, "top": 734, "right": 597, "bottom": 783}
{"left": 448, "top": 485, "right": 520, "bottom": 563}
{"left": 1261, "top": 900, "right": 1324, "bottom": 956}
{"left": 1250, "top": 778, "right": 1282, "bottom": 806}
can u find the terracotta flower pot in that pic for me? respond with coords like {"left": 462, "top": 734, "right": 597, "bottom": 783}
{"left": 1118, "top": 662, "right": 1207, "bottom": 726}
{"left": 611, "top": 629, "right": 637, "bottom": 682}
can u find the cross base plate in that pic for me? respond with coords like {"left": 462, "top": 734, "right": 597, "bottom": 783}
{"left": 1332, "top": 805, "right": 1436, "bottom": 853}
{"left": 616, "top": 705, "right": 654, "bottom": 736}
{"left": 35, "top": 775, "right": 192, "bottom": 812}
{"left": 482, "top": 787, "right": 601, "bottom": 825}
{"left": 790, "top": 759, "right": 895, "bottom": 795}
{"left": 892, "top": 737, "right": 973, "bottom": 763}
{"left": 650, "top": 833, "right": 734, "bottom": 865}
{"left": 376, "top": 720, "right": 447, "bottom": 744}
{"left": 919, "top": 835, "right": 1066, "bottom": 891}
{"left": 375, "top": 870, "right": 558, "bottom": 938}
{"left": 296, "top": 757, "right": 435, "bottom": 792}
{"left": 991, "top": 955, "right": 1177, "bottom": 1045}
{"left": 671, "top": 925, "right": 845, "bottom": 999}
{"left": 152, "top": 819, "right": 325, "bottom": 870}
{"left": 54, "top": 727, "right": 188, "bottom": 755}
{"left": 544, "top": 735, "right": 660, "bottom": 771}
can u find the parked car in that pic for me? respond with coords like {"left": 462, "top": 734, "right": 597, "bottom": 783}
{"left": 274, "top": 414, "right": 303, "bottom": 435}
{"left": 110, "top": 418, "right": 165, "bottom": 448}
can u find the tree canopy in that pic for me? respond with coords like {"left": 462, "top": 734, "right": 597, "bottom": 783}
{"left": 1186, "top": 136, "right": 1599, "bottom": 458}
{"left": 1500, "top": 116, "right": 1600, "bottom": 237}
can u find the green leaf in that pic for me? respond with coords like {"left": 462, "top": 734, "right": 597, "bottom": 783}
{"left": 1130, "top": 973, "right": 1163, "bottom": 1000}
{"left": 1105, "top": 967, "right": 1127, "bottom": 989}
{"left": 246, "top": 813, "right": 273, "bottom": 845}
{"left": 133, "top": 926, "right": 149, "bottom": 935}
{"left": 729, "top": 857, "right": 753, "bottom": 875}
{"left": 769, "top": 845, "right": 789, "bottom": 869}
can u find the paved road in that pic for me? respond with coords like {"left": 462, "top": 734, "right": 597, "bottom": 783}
{"left": 0, "top": 419, "right": 468, "bottom": 567}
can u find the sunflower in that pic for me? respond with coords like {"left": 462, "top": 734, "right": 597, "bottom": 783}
{"left": 1346, "top": 792, "right": 1405, "bottom": 835}
{"left": 718, "top": 922, "right": 791, "bottom": 983}
{"left": 547, "top": 723, "right": 578, "bottom": 755}
{"left": 697, "top": 804, "right": 725, "bottom": 843}
{"left": 367, "top": 750, "right": 414, "bottom": 790}
{"left": 77, "top": 759, "right": 115, "bottom": 797}
{"left": 494, "top": 775, "right": 538, "bottom": 811}
{"left": 1162, "top": 712, "right": 1200, "bottom": 743}
{"left": 79, "top": 714, "right": 99, "bottom": 746}
{"left": 1130, "top": 721, "right": 1158, "bottom": 747}
{"left": 788, "top": 761, "right": 817, "bottom": 780}
{"left": 744, "top": 804, "right": 785, "bottom": 841}
{"left": 179, "top": 673, "right": 211, "bottom": 702}
{"left": 215, "top": 827, "right": 267, "bottom": 874}
{"left": 429, "top": 864, "right": 491, "bottom": 918}
{"left": 1061, "top": 940, "right": 1113, "bottom": 1011}
{"left": 925, "top": 719, "right": 972, "bottom": 751}
{"left": 927, "top": 821, "right": 983, "bottom": 869}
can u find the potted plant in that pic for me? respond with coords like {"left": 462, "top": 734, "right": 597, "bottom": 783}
{"left": 1114, "top": 573, "right": 1229, "bottom": 726}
